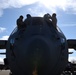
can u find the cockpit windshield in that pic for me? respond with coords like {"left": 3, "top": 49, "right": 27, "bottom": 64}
{"left": 31, "top": 17, "right": 44, "bottom": 25}
{"left": 11, "top": 27, "right": 18, "bottom": 35}
{"left": 57, "top": 26, "right": 64, "bottom": 34}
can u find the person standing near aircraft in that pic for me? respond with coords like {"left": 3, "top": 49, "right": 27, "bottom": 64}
{"left": 24, "top": 14, "right": 31, "bottom": 26}
{"left": 51, "top": 13, "right": 57, "bottom": 29}
{"left": 16, "top": 15, "right": 24, "bottom": 30}
{"left": 43, "top": 13, "right": 52, "bottom": 26}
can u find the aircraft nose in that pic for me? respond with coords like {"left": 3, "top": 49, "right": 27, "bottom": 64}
{"left": 7, "top": 35, "right": 68, "bottom": 75}
{"left": 24, "top": 36, "right": 51, "bottom": 75}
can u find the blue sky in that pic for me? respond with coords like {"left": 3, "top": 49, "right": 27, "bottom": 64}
{"left": 0, "top": 0, "right": 76, "bottom": 62}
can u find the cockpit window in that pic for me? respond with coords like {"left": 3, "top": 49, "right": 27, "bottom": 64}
{"left": 31, "top": 18, "right": 43, "bottom": 25}
{"left": 57, "top": 26, "right": 63, "bottom": 34}
{"left": 11, "top": 27, "right": 18, "bottom": 35}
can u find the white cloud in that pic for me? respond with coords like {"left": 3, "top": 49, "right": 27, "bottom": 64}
{"left": 0, "top": 35, "right": 9, "bottom": 40}
{"left": 69, "top": 56, "right": 76, "bottom": 62}
{"left": 69, "top": 49, "right": 74, "bottom": 52}
{"left": 0, "top": 57, "right": 3, "bottom": 62}
{"left": 0, "top": 0, "right": 76, "bottom": 16}
{"left": 0, "top": 0, "right": 38, "bottom": 9}
{"left": 0, "top": 27, "right": 6, "bottom": 33}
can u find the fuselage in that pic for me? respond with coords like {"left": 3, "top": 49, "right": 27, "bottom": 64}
{"left": 6, "top": 17, "right": 68, "bottom": 75}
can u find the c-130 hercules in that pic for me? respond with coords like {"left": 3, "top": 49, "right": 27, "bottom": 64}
{"left": 0, "top": 14, "right": 76, "bottom": 75}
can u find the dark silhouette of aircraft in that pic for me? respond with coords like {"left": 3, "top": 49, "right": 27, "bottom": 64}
{"left": 0, "top": 14, "right": 76, "bottom": 75}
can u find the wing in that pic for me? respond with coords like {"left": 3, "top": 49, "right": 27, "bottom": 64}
{"left": 67, "top": 39, "right": 76, "bottom": 50}
{"left": 0, "top": 40, "right": 9, "bottom": 70}
{"left": 0, "top": 40, "right": 7, "bottom": 49}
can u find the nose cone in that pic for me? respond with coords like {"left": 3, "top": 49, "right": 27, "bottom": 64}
{"left": 18, "top": 36, "right": 58, "bottom": 75}
{"left": 25, "top": 37, "right": 51, "bottom": 75}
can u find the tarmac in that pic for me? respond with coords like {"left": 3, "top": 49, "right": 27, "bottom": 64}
{"left": 0, "top": 70, "right": 10, "bottom": 75}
